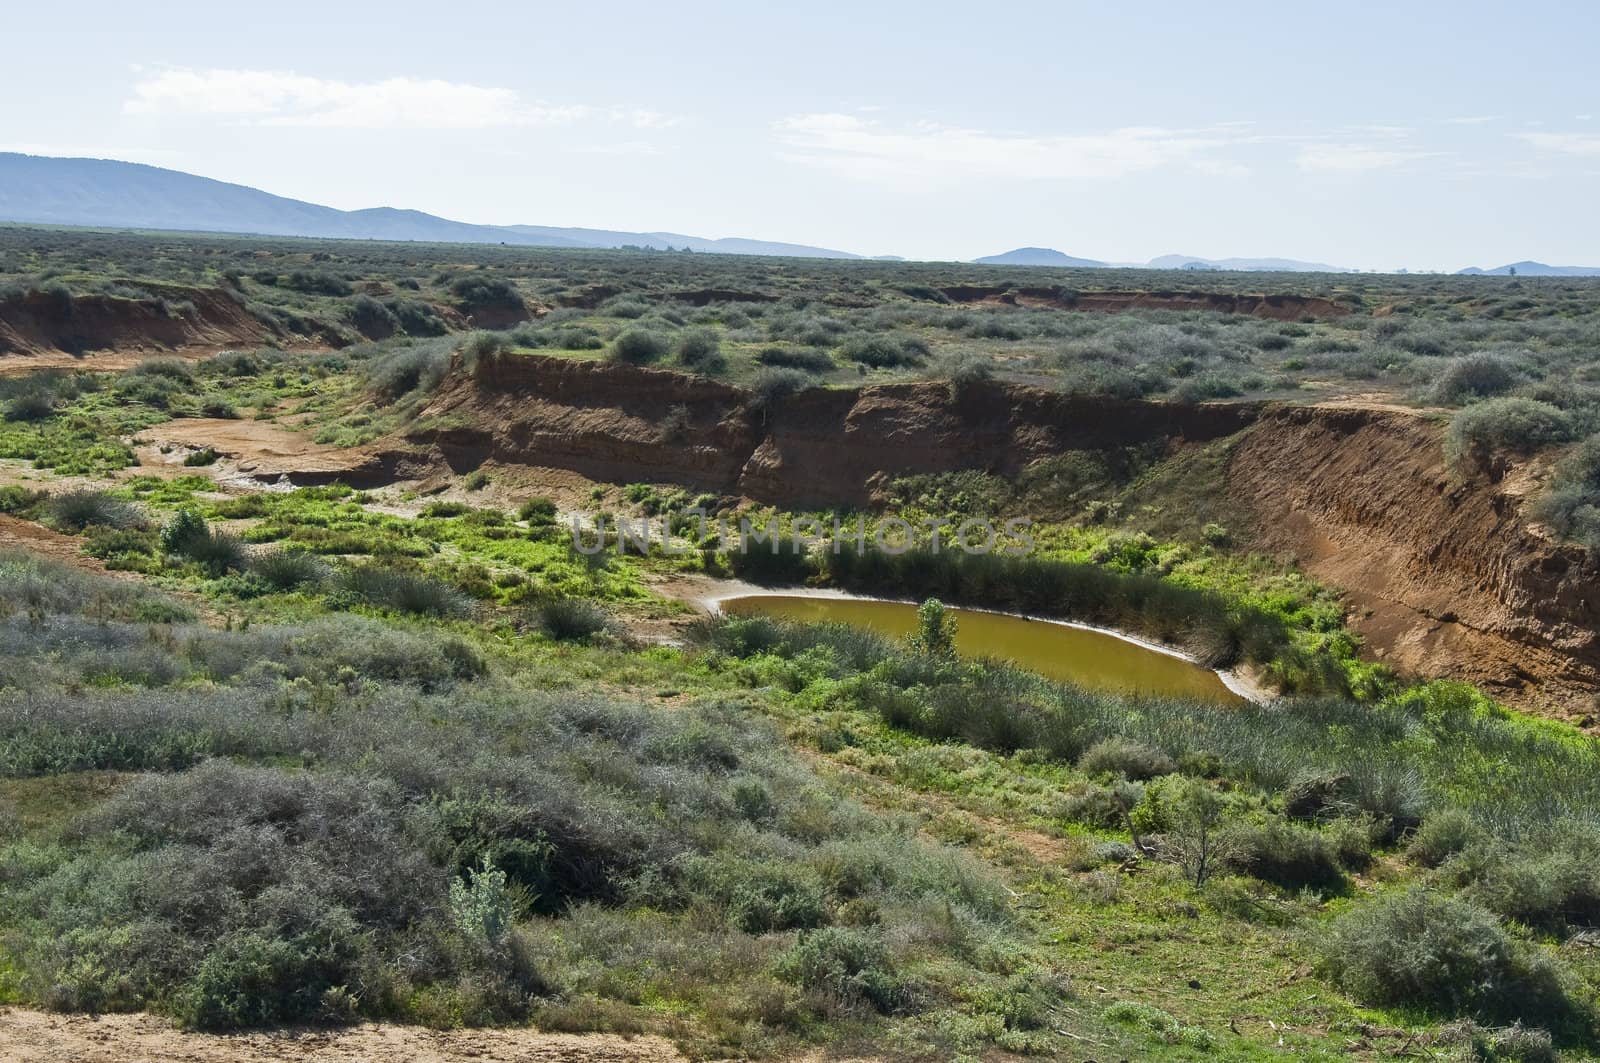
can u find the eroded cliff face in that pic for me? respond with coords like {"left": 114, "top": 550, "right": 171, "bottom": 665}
{"left": 0, "top": 285, "right": 268, "bottom": 355}
{"left": 393, "top": 353, "right": 1593, "bottom": 714}
{"left": 411, "top": 352, "right": 1256, "bottom": 507}
{"left": 742, "top": 382, "right": 1256, "bottom": 506}
{"left": 412, "top": 353, "right": 761, "bottom": 489}
{"left": 1227, "top": 406, "right": 1599, "bottom": 714}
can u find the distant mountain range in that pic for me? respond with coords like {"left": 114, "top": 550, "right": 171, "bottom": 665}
{"left": 1456, "top": 261, "right": 1600, "bottom": 277}
{"left": 0, "top": 153, "right": 861, "bottom": 259}
{"left": 3, "top": 154, "right": 1596, "bottom": 276}
{"left": 1143, "top": 253, "right": 1354, "bottom": 273}
{"left": 975, "top": 247, "right": 1355, "bottom": 272}
{"left": 974, "top": 247, "right": 1109, "bottom": 267}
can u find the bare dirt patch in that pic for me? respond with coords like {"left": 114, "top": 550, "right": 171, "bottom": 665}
{"left": 0, "top": 346, "right": 220, "bottom": 378}
{"left": 0, "top": 514, "right": 131, "bottom": 578}
{"left": 0, "top": 1009, "right": 689, "bottom": 1063}
{"left": 135, "top": 418, "right": 374, "bottom": 482}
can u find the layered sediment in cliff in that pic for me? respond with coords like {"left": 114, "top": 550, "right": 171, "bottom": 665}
{"left": 371, "top": 353, "right": 1596, "bottom": 714}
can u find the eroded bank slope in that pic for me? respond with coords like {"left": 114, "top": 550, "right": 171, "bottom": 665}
{"left": 1229, "top": 406, "right": 1598, "bottom": 713}
{"left": 306, "top": 353, "right": 1599, "bottom": 714}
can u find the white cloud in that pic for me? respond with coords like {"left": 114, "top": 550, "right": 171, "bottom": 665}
{"left": 772, "top": 113, "right": 1247, "bottom": 181}
{"left": 1296, "top": 142, "right": 1437, "bottom": 172}
{"left": 123, "top": 68, "right": 670, "bottom": 131}
{"left": 1517, "top": 131, "right": 1600, "bottom": 157}
{"left": 1444, "top": 115, "right": 1496, "bottom": 125}
{"left": 0, "top": 142, "right": 184, "bottom": 162}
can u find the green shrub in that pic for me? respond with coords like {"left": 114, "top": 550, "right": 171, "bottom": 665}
{"left": 929, "top": 350, "right": 993, "bottom": 393}
{"left": 609, "top": 329, "right": 669, "bottom": 365}
{"left": 280, "top": 269, "right": 352, "bottom": 296}
{"left": 1533, "top": 435, "right": 1600, "bottom": 550}
{"left": 450, "top": 276, "right": 519, "bottom": 309}
{"left": 1451, "top": 832, "right": 1600, "bottom": 935}
{"left": 365, "top": 337, "right": 455, "bottom": 400}
{"left": 449, "top": 857, "right": 516, "bottom": 945}
{"left": 160, "top": 509, "right": 210, "bottom": 555}
{"left": 1408, "top": 808, "right": 1485, "bottom": 867}
{"left": 1320, "top": 889, "right": 1583, "bottom": 1032}
{"left": 757, "top": 346, "right": 833, "bottom": 373}
{"left": 724, "top": 864, "right": 828, "bottom": 933}
{"left": 175, "top": 928, "right": 359, "bottom": 1029}
{"left": 1102, "top": 999, "right": 1214, "bottom": 1049}
{"left": 1078, "top": 737, "right": 1176, "bottom": 780}
{"left": 1224, "top": 816, "right": 1346, "bottom": 892}
{"left": 128, "top": 358, "right": 195, "bottom": 382}
{"left": 339, "top": 565, "right": 473, "bottom": 617}
{"left": 1172, "top": 374, "right": 1243, "bottom": 402}
{"left": 346, "top": 294, "right": 398, "bottom": 337}
{"left": 1282, "top": 770, "right": 1354, "bottom": 820}
{"left": 249, "top": 549, "right": 328, "bottom": 592}
{"left": 3, "top": 392, "right": 56, "bottom": 422}
{"left": 725, "top": 537, "right": 813, "bottom": 585}
{"left": 749, "top": 367, "right": 811, "bottom": 417}
{"left": 185, "top": 530, "right": 247, "bottom": 576}
{"left": 157, "top": 509, "right": 245, "bottom": 575}
{"left": 1442, "top": 1021, "right": 1557, "bottom": 1063}
{"left": 48, "top": 490, "right": 145, "bottom": 531}
{"left": 776, "top": 928, "right": 907, "bottom": 1014}
{"left": 1431, "top": 353, "right": 1518, "bottom": 405}
{"left": 1445, "top": 398, "right": 1571, "bottom": 467}
{"left": 518, "top": 497, "right": 558, "bottom": 526}
{"left": 840, "top": 334, "right": 926, "bottom": 368}
{"left": 0, "top": 485, "right": 47, "bottom": 514}
{"left": 674, "top": 328, "right": 725, "bottom": 373}
{"left": 905, "top": 597, "right": 957, "bottom": 657}
{"left": 535, "top": 597, "right": 611, "bottom": 641}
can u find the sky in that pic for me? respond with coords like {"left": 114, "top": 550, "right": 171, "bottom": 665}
{"left": 4, "top": 0, "right": 1598, "bottom": 270}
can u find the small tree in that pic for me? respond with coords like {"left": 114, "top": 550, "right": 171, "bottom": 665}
{"left": 160, "top": 509, "right": 210, "bottom": 555}
{"left": 907, "top": 598, "right": 958, "bottom": 657}
{"left": 449, "top": 856, "right": 514, "bottom": 946}
{"left": 1164, "top": 778, "right": 1238, "bottom": 888}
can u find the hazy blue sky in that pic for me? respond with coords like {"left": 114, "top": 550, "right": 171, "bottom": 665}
{"left": 5, "top": 0, "right": 1597, "bottom": 268}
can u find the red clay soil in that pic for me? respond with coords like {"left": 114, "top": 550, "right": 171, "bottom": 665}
{"left": 135, "top": 418, "right": 380, "bottom": 481}
{"left": 0, "top": 1009, "right": 688, "bottom": 1063}
{"left": 1226, "top": 406, "right": 1600, "bottom": 717}
{"left": 379, "top": 354, "right": 1594, "bottom": 716}
{"left": 122, "top": 353, "right": 1590, "bottom": 717}
{"left": 0, "top": 285, "right": 269, "bottom": 357}
{"left": 402, "top": 353, "right": 1257, "bottom": 508}
{"left": 0, "top": 347, "right": 225, "bottom": 377}
{"left": 0, "top": 514, "right": 135, "bottom": 577}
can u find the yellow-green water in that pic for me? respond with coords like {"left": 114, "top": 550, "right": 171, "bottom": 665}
{"left": 722, "top": 595, "right": 1242, "bottom": 704}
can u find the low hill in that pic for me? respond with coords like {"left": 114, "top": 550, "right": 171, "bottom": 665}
{"left": 498, "top": 225, "right": 859, "bottom": 258}
{"left": 0, "top": 153, "right": 859, "bottom": 258}
{"left": 1146, "top": 253, "right": 1353, "bottom": 273}
{"left": 1458, "top": 260, "right": 1600, "bottom": 277}
{"left": 973, "top": 247, "right": 1108, "bottom": 267}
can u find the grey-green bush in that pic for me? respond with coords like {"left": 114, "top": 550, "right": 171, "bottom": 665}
{"left": 1446, "top": 398, "right": 1572, "bottom": 468}
{"left": 48, "top": 490, "right": 145, "bottom": 532}
{"left": 609, "top": 329, "right": 669, "bottom": 365}
{"left": 1320, "top": 889, "right": 1583, "bottom": 1033}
